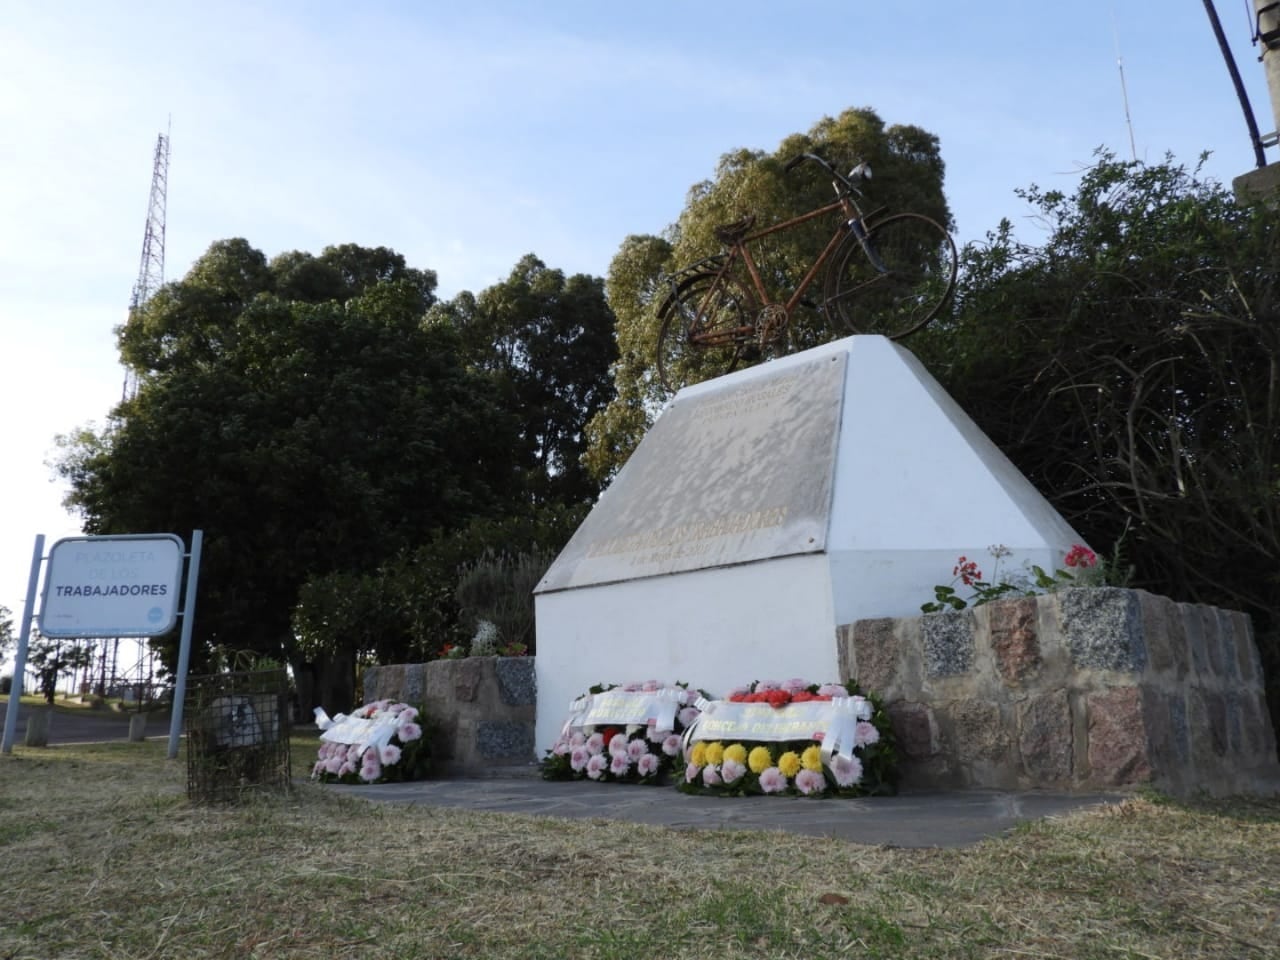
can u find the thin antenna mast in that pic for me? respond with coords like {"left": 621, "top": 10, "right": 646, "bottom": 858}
{"left": 123, "top": 121, "right": 171, "bottom": 401}
{"left": 1112, "top": 11, "right": 1139, "bottom": 161}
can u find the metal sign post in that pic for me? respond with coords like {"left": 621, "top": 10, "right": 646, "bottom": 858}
{"left": 1, "top": 530, "right": 202, "bottom": 758}
{"left": 166, "top": 530, "right": 203, "bottom": 759}
{"left": 1, "top": 535, "right": 46, "bottom": 754}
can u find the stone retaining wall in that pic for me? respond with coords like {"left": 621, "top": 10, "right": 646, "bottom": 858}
{"left": 363, "top": 657, "right": 537, "bottom": 776}
{"left": 838, "top": 588, "right": 1279, "bottom": 796}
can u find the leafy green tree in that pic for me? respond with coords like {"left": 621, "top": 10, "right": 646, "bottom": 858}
{"left": 911, "top": 150, "right": 1280, "bottom": 732}
{"left": 586, "top": 107, "right": 952, "bottom": 480}
{"left": 57, "top": 241, "right": 522, "bottom": 712}
{"left": 0, "top": 604, "right": 13, "bottom": 672}
{"left": 429, "top": 255, "right": 618, "bottom": 505}
{"left": 25, "top": 635, "right": 94, "bottom": 704}
{"left": 292, "top": 502, "right": 586, "bottom": 683}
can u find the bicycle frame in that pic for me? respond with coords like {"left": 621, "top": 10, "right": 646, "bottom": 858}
{"left": 687, "top": 188, "right": 881, "bottom": 344}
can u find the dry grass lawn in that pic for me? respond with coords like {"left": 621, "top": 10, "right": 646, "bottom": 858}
{"left": 1, "top": 737, "right": 1277, "bottom": 959}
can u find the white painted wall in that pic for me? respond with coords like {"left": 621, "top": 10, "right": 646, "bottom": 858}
{"left": 533, "top": 336, "right": 1090, "bottom": 756}
{"left": 534, "top": 553, "right": 836, "bottom": 755}
{"left": 824, "top": 337, "right": 1085, "bottom": 623}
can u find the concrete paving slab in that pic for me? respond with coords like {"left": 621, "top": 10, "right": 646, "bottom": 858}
{"left": 317, "top": 775, "right": 1123, "bottom": 848}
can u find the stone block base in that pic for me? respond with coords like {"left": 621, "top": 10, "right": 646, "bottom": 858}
{"left": 837, "top": 589, "right": 1279, "bottom": 797}
{"left": 363, "top": 657, "right": 537, "bottom": 776}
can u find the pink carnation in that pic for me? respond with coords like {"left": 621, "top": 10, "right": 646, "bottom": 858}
{"left": 782, "top": 677, "right": 810, "bottom": 693}
{"left": 552, "top": 739, "right": 570, "bottom": 756}
{"left": 757, "top": 680, "right": 782, "bottom": 692}
{"left": 759, "top": 767, "right": 788, "bottom": 793}
{"left": 570, "top": 746, "right": 591, "bottom": 772}
{"left": 569, "top": 731, "right": 586, "bottom": 748}
{"left": 627, "top": 738, "right": 649, "bottom": 762}
{"left": 398, "top": 722, "right": 423, "bottom": 743}
{"left": 608, "top": 733, "right": 630, "bottom": 757}
{"left": 585, "top": 733, "right": 605, "bottom": 754}
{"left": 610, "top": 753, "right": 632, "bottom": 777}
{"left": 359, "top": 753, "right": 382, "bottom": 783}
{"left": 702, "top": 764, "right": 722, "bottom": 787}
{"left": 662, "top": 734, "right": 682, "bottom": 757}
{"left": 637, "top": 753, "right": 660, "bottom": 777}
{"left": 817, "top": 684, "right": 847, "bottom": 698}
{"left": 678, "top": 706, "right": 699, "bottom": 728}
{"left": 685, "top": 762, "right": 702, "bottom": 783}
{"left": 311, "top": 761, "right": 325, "bottom": 778}
{"left": 795, "top": 768, "right": 826, "bottom": 795}
{"left": 398, "top": 706, "right": 419, "bottom": 722}
{"left": 831, "top": 754, "right": 863, "bottom": 788}
{"left": 380, "top": 743, "right": 402, "bottom": 766}
{"left": 854, "top": 721, "right": 880, "bottom": 748}
{"left": 721, "top": 758, "right": 746, "bottom": 784}
{"left": 586, "top": 754, "right": 608, "bottom": 780}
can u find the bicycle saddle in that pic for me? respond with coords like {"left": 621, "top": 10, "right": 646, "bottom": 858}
{"left": 713, "top": 215, "right": 756, "bottom": 245}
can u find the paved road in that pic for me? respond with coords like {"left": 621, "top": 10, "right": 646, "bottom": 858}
{"left": 4, "top": 698, "right": 1123, "bottom": 847}
{"left": 0, "top": 697, "right": 169, "bottom": 744}
{"left": 316, "top": 775, "right": 1122, "bottom": 848}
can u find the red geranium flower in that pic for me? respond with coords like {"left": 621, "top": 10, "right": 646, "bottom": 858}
{"left": 1064, "top": 544, "right": 1098, "bottom": 568}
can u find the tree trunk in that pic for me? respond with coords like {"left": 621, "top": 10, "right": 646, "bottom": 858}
{"left": 293, "top": 648, "right": 357, "bottom": 718}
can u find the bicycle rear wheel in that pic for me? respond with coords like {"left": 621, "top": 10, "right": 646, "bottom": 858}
{"left": 655, "top": 271, "right": 756, "bottom": 393}
{"left": 822, "top": 213, "right": 957, "bottom": 339}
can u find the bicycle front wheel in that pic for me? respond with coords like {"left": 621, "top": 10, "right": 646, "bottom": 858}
{"left": 655, "top": 271, "right": 756, "bottom": 393}
{"left": 823, "top": 213, "right": 957, "bottom": 339}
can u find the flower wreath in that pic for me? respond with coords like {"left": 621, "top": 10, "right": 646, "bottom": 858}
{"left": 311, "top": 700, "right": 432, "bottom": 784}
{"left": 541, "top": 681, "right": 707, "bottom": 784}
{"left": 679, "top": 679, "right": 897, "bottom": 798}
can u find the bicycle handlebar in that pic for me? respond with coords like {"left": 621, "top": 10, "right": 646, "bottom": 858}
{"left": 783, "top": 152, "right": 854, "bottom": 192}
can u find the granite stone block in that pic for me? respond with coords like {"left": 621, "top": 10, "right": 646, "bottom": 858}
{"left": 1086, "top": 686, "right": 1151, "bottom": 785}
{"left": 989, "top": 597, "right": 1041, "bottom": 685}
{"left": 887, "top": 701, "right": 937, "bottom": 759}
{"left": 947, "top": 699, "right": 1006, "bottom": 764}
{"left": 1183, "top": 605, "right": 1209, "bottom": 675}
{"left": 1060, "top": 588, "right": 1146, "bottom": 672}
{"left": 1017, "top": 691, "right": 1072, "bottom": 782}
{"left": 495, "top": 657, "right": 537, "bottom": 706}
{"left": 453, "top": 658, "right": 483, "bottom": 703}
{"left": 1140, "top": 592, "right": 1187, "bottom": 679}
{"left": 476, "top": 720, "right": 535, "bottom": 760}
{"left": 921, "top": 611, "right": 975, "bottom": 678}
{"left": 850, "top": 618, "right": 900, "bottom": 693}
{"left": 1201, "top": 607, "right": 1224, "bottom": 677}
{"left": 403, "top": 664, "right": 426, "bottom": 704}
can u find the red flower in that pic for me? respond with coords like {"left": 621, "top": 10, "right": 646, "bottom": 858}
{"left": 953, "top": 555, "right": 982, "bottom": 586}
{"left": 1064, "top": 544, "right": 1098, "bottom": 568}
{"left": 600, "top": 726, "right": 619, "bottom": 743}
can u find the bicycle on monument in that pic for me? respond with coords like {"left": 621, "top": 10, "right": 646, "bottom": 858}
{"left": 654, "top": 152, "right": 958, "bottom": 392}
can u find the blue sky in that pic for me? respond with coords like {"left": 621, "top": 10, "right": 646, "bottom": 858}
{"left": 1, "top": 1, "right": 1274, "bottom": 645}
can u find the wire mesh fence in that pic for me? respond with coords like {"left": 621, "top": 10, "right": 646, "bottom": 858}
{"left": 185, "top": 669, "right": 292, "bottom": 803}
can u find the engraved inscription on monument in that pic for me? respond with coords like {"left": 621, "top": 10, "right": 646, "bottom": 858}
{"left": 537, "top": 354, "right": 848, "bottom": 592}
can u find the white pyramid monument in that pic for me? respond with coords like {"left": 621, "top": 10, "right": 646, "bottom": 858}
{"left": 533, "top": 335, "right": 1085, "bottom": 754}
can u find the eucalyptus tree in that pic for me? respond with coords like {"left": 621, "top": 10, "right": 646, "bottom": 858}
{"left": 58, "top": 240, "right": 522, "bottom": 710}
{"left": 586, "top": 107, "right": 952, "bottom": 481}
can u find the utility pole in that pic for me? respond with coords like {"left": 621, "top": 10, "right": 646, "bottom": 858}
{"left": 1256, "top": 2, "right": 1280, "bottom": 140}
{"left": 1231, "top": 1, "right": 1280, "bottom": 197}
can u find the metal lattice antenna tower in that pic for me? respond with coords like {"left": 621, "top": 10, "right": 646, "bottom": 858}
{"left": 122, "top": 125, "right": 170, "bottom": 400}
